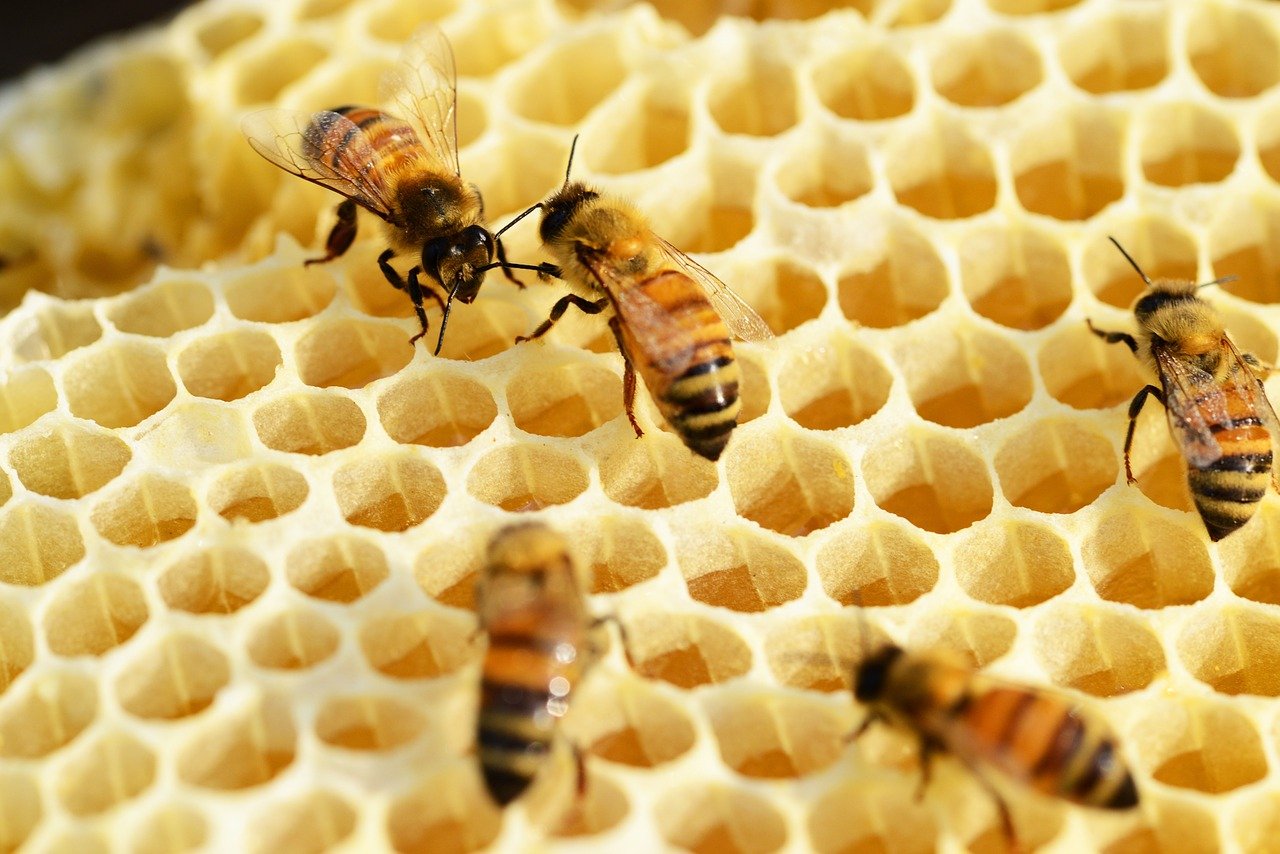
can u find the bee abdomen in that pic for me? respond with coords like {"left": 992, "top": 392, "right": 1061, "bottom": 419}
{"left": 663, "top": 356, "right": 741, "bottom": 462}
{"left": 1188, "top": 430, "right": 1272, "bottom": 541}
{"left": 477, "top": 681, "right": 555, "bottom": 806}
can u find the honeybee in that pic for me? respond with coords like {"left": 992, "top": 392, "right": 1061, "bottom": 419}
{"left": 1087, "top": 237, "right": 1280, "bottom": 540}
{"left": 511, "top": 140, "right": 774, "bottom": 461}
{"left": 854, "top": 642, "right": 1139, "bottom": 845}
{"left": 241, "top": 27, "right": 544, "bottom": 354}
{"left": 475, "top": 522, "right": 597, "bottom": 807}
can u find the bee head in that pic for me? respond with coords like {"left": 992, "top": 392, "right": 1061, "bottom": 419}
{"left": 854, "top": 645, "right": 903, "bottom": 704}
{"left": 422, "top": 225, "right": 494, "bottom": 304}
{"left": 539, "top": 183, "right": 599, "bottom": 244}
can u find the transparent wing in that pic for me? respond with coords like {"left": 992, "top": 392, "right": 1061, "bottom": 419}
{"left": 241, "top": 108, "right": 397, "bottom": 222}
{"left": 656, "top": 236, "right": 775, "bottom": 342}
{"left": 1223, "top": 337, "right": 1280, "bottom": 489}
{"left": 381, "top": 25, "right": 460, "bottom": 176}
{"left": 1155, "top": 346, "right": 1225, "bottom": 469}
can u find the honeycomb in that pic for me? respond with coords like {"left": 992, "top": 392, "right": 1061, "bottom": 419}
{"left": 4, "top": 0, "right": 1280, "bottom": 850}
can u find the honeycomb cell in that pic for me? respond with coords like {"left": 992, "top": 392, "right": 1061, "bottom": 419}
{"left": 885, "top": 117, "right": 997, "bottom": 218}
{"left": 296, "top": 319, "right": 413, "bottom": 390}
{"left": 333, "top": 454, "right": 445, "bottom": 531}
{"left": 178, "top": 329, "right": 282, "bottom": 401}
{"left": 958, "top": 225, "right": 1072, "bottom": 330}
{"left": 468, "top": 132, "right": 567, "bottom": 224}
{"left": 837, "top": 221, "right": 948, "bottom": 327}
{"left": 862, "top": 430, "right": 993, "bottom": 534}
{"left": 91, "top": 475, "right": 197, "bottom": 547}
{"left": 627, "top": 613, "right": 752, "bottom": 688}
{"left": 286, "top": 535, "right": 389, "bottom": 603}
{"left": 1259, "top": 104, "right": 1280, "bottom": 186}
{"left": 415, "top": 535, "right": 484, "bottom": 610}
{"left": 107, "top": 280, "right": 214, "bottom": 337}
{"left": 737, "top": 353, "right": 771, "bottom": 426}
{"left": 1187, "top": 3, "right": 1280, "bottom": 98}
{"left": 1059, "top": 6, "right": 1168, "bottom": 94}
{"left": 508, "top": 33, "right": 627, "bottom": 126}
{"left": 468, "top": 444, "right": 587, "bottom": 512}
{"left": 1126, "top": 410, "right": 1195, "bottom": 515}
{"left": 675, "top": 171, "right": 756, "bottom": 255}
{"left": 159, "top": 546, "right": 271, "bottom": 614}
{"left": 1179, "top": 605, "right": 1280, "bottom": 696}
{"left": 722, "top": 255, "right": 825, "bottom": 336}
{"left": 253, "top": 391, "right": 365, "bottom": 455}
{"left": 297, "top": 0, "right": 355, "bottom": 19}
{"left": 56, "top": 730, "right": 155, "bottom": 815}
{"left": 0, "top": 598, "right": 33, "bottom": 694}
{"left": 581, "top": 86, "right": 689, "bottom": 175}
{"left": 247, "top": 791, "right": 356, "bottom": 854}
{"left": 233, "top": 38, "right": 327, "bottom": 104}
{"left": 1032, "top": 603, "right": 1163, "bottom": 697}
{"left": 385, "top": 764, "right": 499, "bottom": 854}
{"left": 906, "top": 607, "right": 1017, "bottom": 668}
{"left": 708, "top": 56, "right": 798, "bottom": 138}
{"left": 1219, "top": 504, "right": 1280, "bottom": 605}
{"left": 20, "top": 302, "right": 103, "bottom": 361}
{"left": 0, "top": 771, "right": 41, "bottom": 852}
{"left": 1039, "top": 321, "right": 1147, "bottom": 410}
{"left": 988, "top": 0, "right": 1081, "bottom": 13}
{"left": 780, "top": 338, "right": 889, "bottom": 432}
{"left": 1081, "top": 510, "right": 1213, "bottom": 609}
{"left": 954, "top": 520, "right": 1073, "bottom": 607}
{"left": 44, "top": 573, "right": 148, "bottom": 657}
{"left": 508, "top": 358, "right": 622, "bottom": 438}
{"left": 246, "top": 608, "right": 340, "bottom": 670}
{"left": 192, "top": 9, "right": 263, "bottom": 58}
{"left": 377, "top": 372, "right": 493, "bottom": 450}
{"left": 816, "top": 520, "right": 938, "bottom": 607}
{"left": 437, "top": 299, "right": 530, "bottom": 361}
{"left": 599, "top": 434, "right": 717, "bottom": 509}
{"left": 0, "top": 367, "right": 57, "bottom": 433}
{"left": 580, "top": 516, "right": 666, "bottom": 593}
{"left": 224, "top": 265, "right": 335, "bottom": 323}
{"left": 364, "top": 0, "right": 456, "bottom": 42}
{"left": 115, "top": 634, "right": 230, "bottom": 719}
{"left": 897, "top": 323, "right": 1032, "bottom": 427}
{"left": 1208, "top": 196, "right": 1280, "bottom": 304}
{"left": 725, "top": 429, "right": 853, "bottom": 536}
{"left": 0, "top": 503, "right": 84, "bottom": 586}
{"left": 809, "top": 779, "right": 938, "bottom": 853}
{"left": 447, "top": 4, "right": 545, "bottom": 77}
{"left": 550, "top": 772, "right": 630, "bottom": 838}
{"left": 9, "top": 423, "right": 131, "bottom": 499}
{"left": 132, "top": 803, "right": 208, "bottom": 854}
{"left": 1084, "top": 216, "right": 1198, "bottom": 308}
{"left": 64, "top": 341, "right": 177, "bottom": 428}
{"left": 994, "top": 418, "right": 1117, "bottom": 514}
{"left": 315, "top": 695, "right": 424, "bottom": 750}
{"left": 677, "top": 527, "right": 806, "bottom": 612}
{"left": 811, "top": 44, "right": 914, "bottom": 121}
{"left": 1133, "top": 699, "right": 1266, "bottom": 794}
{"left": 570, "top": 679, "right": 695, "bottom": 768}
{"left": 1235, "top": 791, "right": 1280, "bottom": 854}
{"left": 655, "top": 783, "right": 787, "bottom": 854}
{"left": 634, "top": 0, "right": 867, "bottom": 35}
{"left": 931, "top": 28, "right": 1041, "bottom": 107}
{"left": 358, "top": 608, "right": 475, "bottom": 679}
{"left": 176, "top": 696, "right": 296, "bottom": 790}
{"left": 207, "top": 463, "right": 308, "bottom": 524}
{"left": 1012, "top": 105, "right": 1125, "bottom": 221}
{"left": 775, "top": 132, "right": 872, "bottom": 209}
{"left": 1140, "top": 102, "right": 1239, "bottom": 187}
{"left": 0, "top": 670, "right": 96, "bottom": 758}
{"left": 705, "top": 691, "right": 847, "bottom": 779}
{"left": 1097, "top": 796, "right": 1219, "bottom": 854}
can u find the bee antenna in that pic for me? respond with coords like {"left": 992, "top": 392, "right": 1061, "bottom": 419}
{"left": 1108, "top": 236, "right": 1152, "bottom": 285}
{"left": 1198, "top": 274, "right": 1238, "bottom": 290}
{"left": 564, "top": 135, "right": 580, "bottom": 186}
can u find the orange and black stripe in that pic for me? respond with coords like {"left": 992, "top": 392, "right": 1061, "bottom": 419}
{"left": 1180, "top": 379, "right": 1273, "bottom": 541}
{"left": 304, "top": 105, "right": 422, "bottom": 186}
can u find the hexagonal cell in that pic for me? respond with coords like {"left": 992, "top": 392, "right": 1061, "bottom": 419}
{"left": 178, "top": 329, "right": 282, "bottom": 401}
{"left": 253, "top": 391, "right": 365, "bottom": 455}
{"left": 507, "top": 31, "right": 628, "bottom": 126}
{"left": 208, "top": 463, "right": 308, "bottom": 524}
{"left": 415, "top": 534, "right": 485, "bottom": 610}
{"left": 779, "top": 338, "right": 890, "bottom": 431}
{"left": 1179, "top": 605, "right": 1280, "bottom": 696}
{"left": 333, "top": 454, "right": 445, "bottom": 531}
{"left": 9, "top": 422, "right": 131, "bottom": 499}
{"left": 177, "top": 695, "right": 296, "bottom": 790}
{"left": 358, "top": 608, "right": 475, "bottom": 679}
{"left": 468, "top": 444, "right": 587, "bottom": 512}
{"left": 1012, "top": 104, "right": 1125, "bottom": 221}
{"left": 954, "top": 520, "right": 1074, "bottom": 608}
{"left": 115, "top": 633, "right": 230, "bottom": 719}
{"left": 655, "top": 782, "right": 787, "bottom": 854}
{"left": 508, "top": 358, "right": 622, "bottom": 438}
{"left": 775, "top": 132, "right": 873, "bottom": 209}
{"left": 1234, "top": 791, "right": 1280, "bottom": 853}
{"left": 225, "top": 264, "right": 335, "bottom": 323}
{"left": 0, "top": 670, "right": 96, "bottom": 758}
{"left": 808, "top": 778, "right": 937, "bottom": 854}
{"left": 626, "top": 613, "right": 752, "bottom": 689}
{"left": 90, "top": 475, "right": 197, "bottom": 547}
{"left": 377, "top": 370, "right": 495, "bottom": 447}
{"left": 958, "top": 225, "right": 1072, "bottom": 330}
{"left": 56, "top": 730, "right": 155, "bottom": 816}
{"left": 44, "top": 573, "right": 148, "bottom": 657}
{"left": 575, "top": 515, "right": 666, "bottom": 594}
{"left": 1038, "top": 321, "right": 1148, "bottom": 410}
{"left": 295, "top": 319, "right": 413, "bottom": 389}
{"left": 246, "top": 608, "right": 340, "bottom": 670}
{"left": 668, "top": 168, "right": 757, "bottom": 255}
{"left": 1140, "top": 102, "right": 1239, "bottom": 187}
{"left": 708, "top": 54, "right": 798, "bottom": 138}
{"left": 725, "top": 429, "right": 854, "bottom": 536}
{"left": 811, "top": 43, "right": 914, "bottom": 121}
{"left": 837, "top": 220, "right": 948, "bottom": 328}
{"left": 247, "top": 790, "right": 356, "bottom": 854}
{"left": 714, "top": 254, "right": 824, "bottom": 337}
{"left": 364, "top": 0, "right": 456, "bottom": 42}
{"left": 1081, "top": 510, "right": 1213, "bottom": 609}
{"left": 0, "top": 367, "right": 57, "bottom": 433}
{"left": 0, "top": 771, "right": 42, "bottom": 852}
{"left": 385, "top": 764, "right": 500, "bottom": 854}
{"left": 233, "top": 38, "right": 327, "bottom": 104}
{"left": 676, "top": 526, "right": 805, "bottom": 612}
{"left": 1132, "top": 698, "right": 1266, "bottom": 795}
{"left": 1032, "top": 602, "right": 1163, "bottom": 697}
{"left": 0, "top": 503, "right": 84, "bottom": 586}
{"left": 467, "top": 133, "right": 568, "bottom": 224}
{"left": 191, "top": 8, "right": 263, "bottom": 58}
{"left": 863, "top": 430, "right": 993, "bottom": 534}
{"left": 550, "top": 772, "right": 630, "bottom": 839}
{"left": 1084, "top": 216, "right": 1198, "bottom": 309}
{"left": 1208, "top": 195, "right": 1280, "bottom": 304}
{"left": 987, "top": 0, "right": 1081, "bottom": 13}
{"left": 896, "top": 323, "right": 1033, "bottom": 427}
{"left": 296, "top": 0, "right": 355, "bottom": 18}
{"left": 64, "top": 341, "right": 176, "bottom": 428}
{"left": 599, "top": 433, "right": 718, "bottom": 509}
{"left": 764, "top": 614, "right": 891, "bottom": 694}
{"left": 565, "top": 678, "right": 695, "bottom": 768}
{"left": 906, "top": 607, "right": 1018, "bottom": 669}
{"left": 107, "top": 280, "right": 214, "bottom": 337}
{"left": 20, "top": 302, "right": 102, "bottom": 361}
{"left": 884, "top": 116, "right": 997, "bottom": 218}
{"left": 132, "top": 803, "right": 208, "bottom": 854}
{"left": 1059, "top": 6, "right": 1168, "bottom": 94}
{"left": 1124, "top": 405, "right": 1196, "bottom": 515}
{"left": 438, "top": 299, "right": 531, "bottom": 361}
{"left": 287, "top": 535, "right": 389, "bottom": 603}
{"left": 159, "top": 546, "right": 271, "bottom": 614}
{"left": 0, "top": 598, "right": 33, "bottom": 694}
{"left": 633, "top": 0, "right": 869, "bottom": 35}
{"left": 815, "top": 520, "right": 938, "bottom": 607}
{"left": 931, "top": 28, "right": 1042, "bottom": 107}
{"left": 1219, "top": 504, "right": 1280, "bottom": 605}
{"left": 580, "top": 85, "right": 689, "bottom": 175}
{"left": 1095, "top": 796, "right": 1218, "bottom": 854}
{"left": 315, "top": 695, "right": 425, "bottom": 751}
{"left": 1187, "top": 2, "right": 1280, "bottom": 98}
{"left": 705, "top": 691, "right": 848, "bottom": 779}
{"left": 994, "top": 418, "right": 1118, "bottom": 514}
{"left": 445, "top": 3, "right": 546, "bottom": 77}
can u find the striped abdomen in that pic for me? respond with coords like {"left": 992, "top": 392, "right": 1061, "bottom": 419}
{"left": 618, "top": 270, "right": 741, "bottom": 461}
{"left": 1183, "top": 387, "right": 1272, "bottom": 541}
{"left": 947, "top": 687, "right": 1138, "bottom": 810}
{"left": 304, "top": 106, "right": 424, "bottom": 189}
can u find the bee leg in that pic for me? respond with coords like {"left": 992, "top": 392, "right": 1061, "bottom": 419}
{"left": 956, "top": 756, "right": 1020, "bottom": 854}
{"left": 1086, "top": 318, "right": 1139, "bottom": 354}
{"left": 610, "top": 317, "right": 644, "bottom": 439}
{"left": 1123, "top": 385, "right": 1165, "bottom": 484}
{"left": 405, "top": 267, "right": 445, "bottom": 348}
{"left": 378, "top": 248, "right": 405, "bottom": 290}
{"left": 913, "top": 738, "right": 940, "bottom": 802}
{"left": 587, "top": 614, "right": 634, "bottom": 668}
{"left": 306, "top": 199, "right": 358, "bottom": 266}
{"left": 514, "top": 295, "right": 609, "bottom": 344}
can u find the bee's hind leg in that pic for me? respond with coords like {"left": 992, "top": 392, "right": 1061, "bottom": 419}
{"left": 1086, "top": 318, "right": 1139, "bottom": 355}
{"left": 1124, "top": 385, "right": 1165, "bottom": 484}
{"left": 306, "top": 199, "right": 358, "bottom": 266}
{"left": 956, "top": 756, "right": 1022, "bottom": 854}
{"left": 609, "top": 317, "right": 643, "bottom": 439}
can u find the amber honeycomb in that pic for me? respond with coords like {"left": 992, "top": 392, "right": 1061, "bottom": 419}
{"left": 3, "top": 0, "right": 1280, "bottom": 850}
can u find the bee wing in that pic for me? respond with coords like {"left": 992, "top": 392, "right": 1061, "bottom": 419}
{"left": 1154, "top": 346, "right": 1226, "bottom": 469}
{"left": 381, "top": 25, "right": 461, "bottom": 177}
{"left": 656, "top": 237, "right": 775, "bottom": 343}
{"left": 1223, "top": 337, "right": 1280, "bottom": 489}
{"left": 241, "top": 108, "right": 398, "bottom": 222}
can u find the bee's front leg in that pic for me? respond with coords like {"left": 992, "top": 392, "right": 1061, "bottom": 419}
{"left": 1123, "top": 385, "right": 1165, "bottom": 484}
